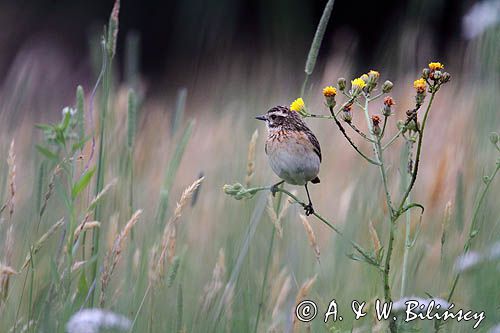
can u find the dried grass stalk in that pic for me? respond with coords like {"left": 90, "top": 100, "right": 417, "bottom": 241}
{"left": 200, "top": 248, "right": 226, "bottom": 313}
{"left": 266, "top": 195, "right": 283, "bottom": 238}
{"left": 22, "top": 218, "right": 65, "bottom": 270}
{"left": 0, "top": 226, "right": 14, "bottom": 300}
{"left": 100, "top": 209, "right": 143, "bottom": 307}
{"left": 292, "top": 275, "right": 317, "bottom": 333}
{"left": 0, "top": 263, "right": 17, "bottom": 276}
{"left": 39, "top": 165, "right": 61, "bottom": 219}
{"left": 270, "top": 274, "right": 292, "bottom": 330}
{"left": 6, "top": 140, "right": 16, "bottom": 220}
{"left": 245, "top": 129, "right": 258, "bottom": 187}
{"left": 74, "top": 221, "right": 100, "bottom": 242}
{"left": 299, "top": 214, "right": 320, "bottom": 261}
{"left": 87, "top": 178, "right": 117, "bottom": 213}
{"left": 155, "top": 177, "right": 204, "bottom": 280}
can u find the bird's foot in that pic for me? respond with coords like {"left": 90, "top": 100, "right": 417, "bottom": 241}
{"left": 270, "top": 184, "right": 279, "bottom": 197}
{"left": 270, "top": 181, "right": 284, "bottom": 197}
{"left": 304, "top": 203, "right": 314, "bottom": 216}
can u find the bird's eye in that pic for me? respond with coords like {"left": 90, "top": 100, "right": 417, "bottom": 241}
{"left": 269, "top": 115, "right": 277, "bottom": 120}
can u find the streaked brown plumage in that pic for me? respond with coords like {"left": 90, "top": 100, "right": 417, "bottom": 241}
{"left": 256, "top": 105, "right": 321, "bottom": 215}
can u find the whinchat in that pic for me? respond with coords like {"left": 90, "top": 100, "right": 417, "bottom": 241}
{"left": 256, "top": 105, "right": 321, "bottom": 216}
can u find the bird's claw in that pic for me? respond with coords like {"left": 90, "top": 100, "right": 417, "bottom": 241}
{"left": 304, "top": 204, "right": 314, "bottom": 216}
{"left": 270, "top": 185, "right": 278, "bottom": 197}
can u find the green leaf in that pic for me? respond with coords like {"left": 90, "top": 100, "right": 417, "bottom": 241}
{"left": 61, "top": 111, "right": 71, "bottom": 131}
{"left": 35, "top": 123, "right": 54, "bottom": 131}
{"left": 36, "top": 145, "right": 58, "bottom": 161}
{"left": 72, "top": 168, "right": 95, "bottom": 200}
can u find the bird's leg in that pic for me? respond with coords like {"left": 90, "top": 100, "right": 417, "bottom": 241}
{"left": 270, "top": 180, "right": 285, "bottom": 197}
{"left": 304, "top": 182, "right": 314, "bottom": 216}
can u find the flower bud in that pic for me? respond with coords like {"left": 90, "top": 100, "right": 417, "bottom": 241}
{"left": 382, "top": 96, "right": 395, "bottom": 117}
{"left": 337, "top": 78, "right": 347, "bottom": 91}
{"left": 371, "top": 115, "right": 382, "bottom": 136}
{"left": 422, "top": 68, "right": 430, "bottom": 79}
{"left": 382, "top": 80, "right": 393, "bottom": 93}
{"left": 433, "top": 70, "right": 442, "bottom": 80}
{"left": 490, "top": 132, "right": 499, "bottom": 145}
{"left": 441, "top": 72, "right": 451, "bottom": 83}
{"left": 341, "top": 104, "right": 353, "bottom": 123}
{"left": 342, "top": 110, "right": 352, "bottom": 123}
{"left": 397, "top": 120, "right": 406, "bottom": 132}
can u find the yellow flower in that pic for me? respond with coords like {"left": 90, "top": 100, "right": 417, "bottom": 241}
{"left": 322, "top": 86, "right": 337, "bottom": 97}
{"left": 368, "top": 70, "right": 380, "bottom": 79}
{"left": 428, "top": 62, "right": 444, "bottom": 71}
{"left": 360, "top": 74, "right": 369, "bottom": 82}
{"left": 351, "top": 77, "right": 367, "bottom": 90}
{"left": 290, "top": 97, "right": 305, "bottom": 113}
{"left": 413, "top": 78, "right": 427, "bottom": 93}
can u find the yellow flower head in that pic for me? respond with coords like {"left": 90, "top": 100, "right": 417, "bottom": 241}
{"left": 360, "top": 74, "right": 369, "bottom": 82}
{"left": 290, "top": 97, "right": 305, "bottom": 113}
{"left": 322, "top": 86, "right": 337, "bottom": 97}
{"left": 351, "top": 78, "right": 367, "bottom": 90}
{"left": 428, "top": 62, "right": 444, "bottom": 71}
{"left": 368, "top": 70, "right": 380, "bottom": 79}
{"left": 413, "top": 78, "right": 427, "bottom": 93}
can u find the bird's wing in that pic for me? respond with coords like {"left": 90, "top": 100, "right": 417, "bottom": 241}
{"left": 306, "top": 131, "right": 322, "bottom": 162}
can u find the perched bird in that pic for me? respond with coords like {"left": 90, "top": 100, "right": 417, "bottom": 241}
{"left": 256, "top": 105, "right": 321, "bottom": 216}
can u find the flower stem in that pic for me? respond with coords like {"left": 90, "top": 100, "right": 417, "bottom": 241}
{"left": 328, "top": 106, "right": 381, "bottom": 165}
{"left": 361, "top": 94, "right": 397, "bottom": 332}
{"left": 397, "top": 91, "right": 437, "bottom": 212}
{"left": 400, "top": 139, "right": 414, "bottom": 297}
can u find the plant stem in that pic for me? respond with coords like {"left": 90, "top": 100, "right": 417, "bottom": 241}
{"left": 253, "top": 189, "right": 282, "bottom": 333}
{"left": 244, "top": 186, "right": 376, "bottom": 267}
{"left": 434, "top": 161, "right": 499, "bottom": 332}
{"left": 361, "top": 94, "right": 397, "bottom": 332}
{"left": 400, "top": 139, "right": 414, "bottom": 297}
{"left": 347, "top": 122, "right": 376, "bottom": 142}
{"left": 397, "top": 92, "right": 436, "bottom": 212}
{"left": 446, "top": 162, "right": 499, "bottom": 302}
{"left": 382, "top": 128, "right": 404, "bottom": 150}
{"left": 328, "top": 106, "right": 381, "bottom": 165}
{"left": 301, "top": 0, "right": 335, "bottom": 95}
{"left": 90, "top": 47, "right": 113, "bottom": 306}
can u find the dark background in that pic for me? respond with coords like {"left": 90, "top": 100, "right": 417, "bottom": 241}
{"left": 0, "top": 0, "right": 469, "bottom": 83}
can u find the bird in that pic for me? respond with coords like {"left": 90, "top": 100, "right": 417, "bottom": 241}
{"left": 256, "top": 105, "right": 321, "bottom": 216}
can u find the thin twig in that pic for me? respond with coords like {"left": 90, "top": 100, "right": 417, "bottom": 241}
{"left": 382, "top": 128, "right": 404, "bottom": 150}
{"left": 347, "top": 122, "right": 375, "bottom": 143}
{"left": 328, "top": 106, "right": 381, "bottom": 166}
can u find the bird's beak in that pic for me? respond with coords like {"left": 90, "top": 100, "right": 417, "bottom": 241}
{"left": 255, "top": 114, "right": 267, "bottom": 121}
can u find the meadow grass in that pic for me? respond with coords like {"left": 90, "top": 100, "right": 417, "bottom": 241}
{"left": 0, "top": 2, "right": 499, "bottom": 333}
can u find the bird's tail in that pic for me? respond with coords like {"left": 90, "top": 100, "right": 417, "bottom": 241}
{"left": 311, "top": 176, "right": 320, "bottom": 184}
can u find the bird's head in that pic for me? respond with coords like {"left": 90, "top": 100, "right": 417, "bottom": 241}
{"left": 255, "top": 106, "right": 298, "bottom": 131}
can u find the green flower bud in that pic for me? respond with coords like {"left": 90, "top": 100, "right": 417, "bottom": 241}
{"left": 342, "top": 110, "right": 352, "bottom": 123}
{"left": 422, "top": 68, "right": 430, "bottom": 79}
{"left": 337, "top": 77, "right": 347, "bottom": 91}
{"left": 490, "top": 132, "right": 499, "bottom": 145}
{"left": 441, "top": 72, "right": 451, "bottom": 83}
{"left": 382, "top": 80, "right": 393, "bottom": 93}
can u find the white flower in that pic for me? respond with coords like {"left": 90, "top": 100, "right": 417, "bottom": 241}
{"left": 66, "top": 309, "right": 131, "bottom": 333}
{"left": 62, "top": 106, "right": 77, "bottom": 117}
